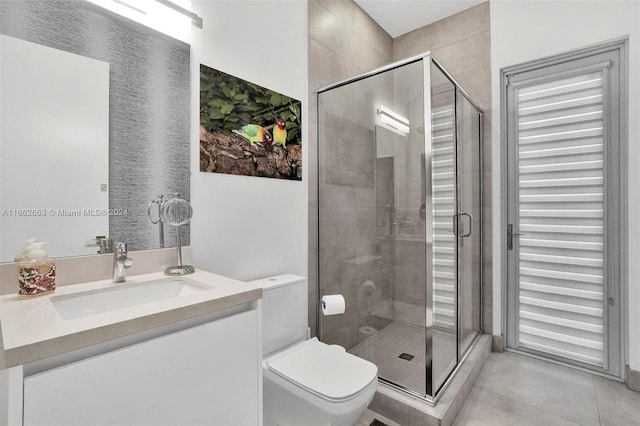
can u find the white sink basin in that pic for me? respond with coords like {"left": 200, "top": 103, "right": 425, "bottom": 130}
{"left": 51, "top": 277, "right": 212, "bottom": 320}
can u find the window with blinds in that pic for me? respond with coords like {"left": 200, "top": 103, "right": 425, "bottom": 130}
{"left": 515, "top": 68, "right": 608, "bottom": 367}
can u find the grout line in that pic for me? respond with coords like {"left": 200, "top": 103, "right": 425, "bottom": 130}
{"left": 472, "top": 355, "right": 595, "bottom": 425}
{"left": 418, "top": 30, "right": 491, "bottom": 59}
{"left": 467, "top": 385, "right": 584, "bottom": 426}
{"left": 451, "top": 384, "right": 483, "bottom": 425}
{"left": 592, "top": 375, "right": 603, "bottom": 426}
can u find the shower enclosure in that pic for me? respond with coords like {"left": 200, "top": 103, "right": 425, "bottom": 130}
{"left": 316, "top": 53, "right": 482, "bottom": 402}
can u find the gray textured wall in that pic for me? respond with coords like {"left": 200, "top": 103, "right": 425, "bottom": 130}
{"left": 1, "top": 0, "right": 191, "bottom": 252}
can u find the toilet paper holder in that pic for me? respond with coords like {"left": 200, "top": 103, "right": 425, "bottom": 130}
{"left": 362, "top": 280, "right": 376, "bottom": 295}
{"left": 320, "top": 294, "right": 346, "bottom": 316}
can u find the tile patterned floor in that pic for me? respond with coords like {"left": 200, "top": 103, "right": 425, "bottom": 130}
{"left": 453, "top": 351, "right": 640, "bottom": 426}
{"left": 349, "top": 321, "right": 457, "bottom": 395}
{"left": 360, "top": 351, "right": 640, "bottom": 426}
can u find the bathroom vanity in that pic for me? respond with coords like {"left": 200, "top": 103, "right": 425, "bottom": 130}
{"left": 0, "top": 271, "right": 263, "bottom": 426}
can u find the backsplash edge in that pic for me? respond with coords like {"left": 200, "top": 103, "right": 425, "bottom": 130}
{"left": 0, "top": 247, "right": 192, "bottom": 296}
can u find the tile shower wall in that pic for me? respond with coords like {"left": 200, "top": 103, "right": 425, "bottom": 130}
{"left": 393, "top": 2, "right": 493, "bottom": 333}
{"left": 310, "top": 0, "right": 492, "bottom": 337}
{"left": 308, "top": 0, "right": 393, "bottom": 337}
{"left": 0, "top": 0, "right": 191, "bottom": 251}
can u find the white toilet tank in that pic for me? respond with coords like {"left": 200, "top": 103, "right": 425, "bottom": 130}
{"left": 248, "top": 274, "right": 307, "bottom": 357}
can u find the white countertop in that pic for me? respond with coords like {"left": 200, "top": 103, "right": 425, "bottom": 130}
{"left": 0, "top": 270, "right": 262, "bottom": 368}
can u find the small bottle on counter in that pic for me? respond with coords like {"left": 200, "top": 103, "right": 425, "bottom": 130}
{"left": 14, "top": 237, "right": 38, "bottom": 262}
{"left": 17, "top": 240, "right": 56, "bottom": 297}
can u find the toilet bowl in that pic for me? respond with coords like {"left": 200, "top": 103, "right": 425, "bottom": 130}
{"left": 248, "top": 275, "right": 378, "bottom": 426}
{"left": 263, "top": 338, "right": 377, "bottom": 426}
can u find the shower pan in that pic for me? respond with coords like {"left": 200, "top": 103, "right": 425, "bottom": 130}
{"left": 316, "top": 52, "right": 483, "bottom": 403}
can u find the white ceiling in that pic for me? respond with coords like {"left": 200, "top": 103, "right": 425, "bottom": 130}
{"left": 354, "top": 0, "right": 485, "bottom": 38}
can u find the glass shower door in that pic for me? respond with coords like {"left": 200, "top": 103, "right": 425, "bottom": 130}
{"left": 456, "top": 93, "right": 482, "bottom": 357}
{"left": 317, "top": 59, "right": 428, "bottom": 396}
{"left": 429, "top": 62, "right": 458, "bottom": 393}
{"left": 428, "top": 62, "right": 483, "bottom": 394}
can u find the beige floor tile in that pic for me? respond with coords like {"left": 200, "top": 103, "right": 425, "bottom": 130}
{"left": 474, "top": 352, "right": 600, "bottom": 426}
{"left": 593, "top": 375, "right": 640, "bottom": 426}
{"left": 453, "top": 386, "right": 581, "bottom": 426}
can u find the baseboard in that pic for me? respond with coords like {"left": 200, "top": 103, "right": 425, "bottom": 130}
{"left": 492, "top": 335, "right": 504, "bottom": 352}
{"left": 627, "top": 365, "right": 640, "bottom": 392}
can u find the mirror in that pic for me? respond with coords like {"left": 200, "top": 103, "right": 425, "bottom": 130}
{"left": 0, "top": 0, "right": 191, "bottom": 262}
{"left": 1, "top": 35, "right": 110, "bottom": 260}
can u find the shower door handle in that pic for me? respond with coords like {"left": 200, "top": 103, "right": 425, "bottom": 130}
{"left": 452, "top": 213, "right": 472, "bottom": 237}
{"left": 452, "top": 214, "right": 459, "bottom": 236}
{"left": 459, "top": 212, "right": 472, "bottom": 237}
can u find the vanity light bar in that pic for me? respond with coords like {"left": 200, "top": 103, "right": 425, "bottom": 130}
{"left": 114, "top": 0, "right": 147, "bottom": 15}
{"left": 86, "top": 0, "right": 201, "bottom": 43}
{"left": 111, "top": 0, "right": 203, "bottom": 28}
{"left": 377, "top": 105, "right": 410, "bottom": 134}
{"left": 153, "top": 0, "right": 203, "bottom": 28}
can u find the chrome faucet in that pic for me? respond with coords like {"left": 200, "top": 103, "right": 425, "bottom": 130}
{"left": 112, "top": 242, "right": 134, "bottom": 283}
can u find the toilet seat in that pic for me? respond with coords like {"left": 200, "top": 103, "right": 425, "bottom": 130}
{"left": 265, "top": 338, "right": 378, "bottom": 402}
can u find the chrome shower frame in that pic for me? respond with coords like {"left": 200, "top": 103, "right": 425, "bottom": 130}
{"left": 315, "top": 52, "right": 484, "bottom": 404}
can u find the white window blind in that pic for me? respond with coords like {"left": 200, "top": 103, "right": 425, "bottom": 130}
{"left": 431, "top": 94, "right": 456, "bottom": 330}
{"left": 516, "top": 69, "right": 607, "bottom": 367}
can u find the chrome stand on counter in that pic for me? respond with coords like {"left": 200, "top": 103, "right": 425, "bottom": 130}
{"left": 161, "top": 193, "right": 195, "bottom": 276}
{"left": 147, "top": 193, "right": 166, "bottom": 248}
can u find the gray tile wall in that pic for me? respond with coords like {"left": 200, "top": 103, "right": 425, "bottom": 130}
{"left": 308, "top": 0, "right": 393, "bottom": 337}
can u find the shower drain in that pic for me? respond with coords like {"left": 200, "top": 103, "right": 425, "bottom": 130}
{"left": 398, "top": 353, "right": 414, "bottom": 361}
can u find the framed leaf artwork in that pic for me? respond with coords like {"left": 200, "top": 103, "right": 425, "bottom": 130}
{"left": 200, "top": 64, "right": 302, "bottom": 180}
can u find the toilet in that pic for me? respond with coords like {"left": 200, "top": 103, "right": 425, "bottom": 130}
{"left": 248, "top": 274, "right": 378, "bottom": 426}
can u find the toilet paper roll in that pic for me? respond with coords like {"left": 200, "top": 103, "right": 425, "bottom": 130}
{"left": 321, "top": 294, "right": 346, "bottom": 316}
{"left": 358, "top": 326, "right": 378, "bottom": 343}
{"left": 362, "top": 280, "right": 376, "bottom": 295}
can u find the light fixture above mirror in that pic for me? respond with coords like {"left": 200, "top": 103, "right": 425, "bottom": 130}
{"left": 85, "top": 0, "right": 202, "bottom": 43}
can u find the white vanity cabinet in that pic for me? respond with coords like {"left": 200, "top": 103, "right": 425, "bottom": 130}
{"left": 20, "top": 308, "right": 260, "bottom": 426}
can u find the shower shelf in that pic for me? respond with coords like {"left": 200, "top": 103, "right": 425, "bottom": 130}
{"left": 343, "top": 255, "right": 382, "bottom": 265}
